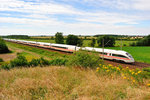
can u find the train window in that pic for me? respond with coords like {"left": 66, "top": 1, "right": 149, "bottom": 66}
{"left": 112, "top": 54, "right": 128, "bottom": 58}
{"left": 126, "top": 53, "right": 133, "bottom": 58}
{"left": 44, "top": 44, "right": 49, "bottom": 46}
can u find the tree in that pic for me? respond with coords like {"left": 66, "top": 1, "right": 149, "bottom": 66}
{"left": 97, "top": 35, "right": 115, "bottom": 47}
{"left": 90, "top": 38, "right": 96, "bottom": 47}
{"left": 0, "top": 38, "right": 10, "bottom": 53}
{"left": 134, "top": 34, "right": 150, "bottom": 46}
{"left": 66, "top": 35, "right": 83, "bottom": 46}
{"left": 55, "top": 32, "right": 64, "bottom": 44}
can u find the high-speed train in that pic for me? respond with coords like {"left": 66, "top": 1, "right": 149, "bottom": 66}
{"left": 4, "top": 38, "right": 134, "bottom": 63}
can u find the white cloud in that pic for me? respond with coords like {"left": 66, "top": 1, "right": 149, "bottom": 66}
{"left": 133, "top": 0, "right": 150, "bottom": 11}
{"left": 0, "top": 0, "right": 150, "bottom": 35}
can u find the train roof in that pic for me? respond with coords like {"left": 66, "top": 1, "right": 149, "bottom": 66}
{"left": 84, "top": 47, "right": 127, "bottom": 55}
{"left": 50, "top": 43, "right": 77, "bottom": 47}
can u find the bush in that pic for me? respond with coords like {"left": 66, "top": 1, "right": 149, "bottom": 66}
{"left": 29, "top": 58, "right": 40, "bottom": 66}
{"left": 10, "top": 54, "right": 28, "bottom": 68}
{"left": 0, "top": 38, "right": 9, "bottom": 53}
{"left": 0, "top": 58, "right": 3, "bottom": 62}
{"left": 67, "top": 51, "right": 102, "bottom": 68}
{"left": 1, "top": 64, "right": 11, "bottom": 70}
{"left": 38, "top": 57, "right": 50, "bottom": 66}
{"left": 50, "top": 58, "right": 68, "bottom": 66}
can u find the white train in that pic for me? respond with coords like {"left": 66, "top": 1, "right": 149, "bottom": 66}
{"left": 4, "top": 38, "right": 134, "bottom": 63}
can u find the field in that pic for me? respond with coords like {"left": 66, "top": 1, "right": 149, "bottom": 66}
{"left": 107, "top": 46, "right": 150, "bottom": 64}
{"left": 0, "top": 66, "right": 150, "bottom": 100}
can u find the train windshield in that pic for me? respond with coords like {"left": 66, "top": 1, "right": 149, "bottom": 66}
{"left": 126, "top": 53, "right": 133, "bottom": 58}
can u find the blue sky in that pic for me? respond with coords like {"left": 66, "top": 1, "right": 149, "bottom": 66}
{"left": 0, "top": 0, "right": 150, "bottom": 36}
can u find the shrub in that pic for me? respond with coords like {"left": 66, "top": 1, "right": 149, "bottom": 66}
{"left": 0, "top": 58, "right": 3, "bottom": 62}
{"left": 67, "top": 51, "right": 102, "bottom": 68}
{"left": 29, "top": 58, "right": 40, "bottom": 67}
{"left": 38, "top": 57, "right": 50, "bottom": 66}
{"left": 50, "top": 58, "right": 68, "bottom": 66}
{"left": 10, "top": 54, "right": 28, "bottom": 68}
{"left": 0, "top": 38, "right": 9, "bottom": 53}
{"left": 1, "top": 64, "right": 11, "bottom": 70}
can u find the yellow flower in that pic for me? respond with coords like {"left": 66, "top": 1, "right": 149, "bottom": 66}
{"left": 135, "top": 73, "right": 138, "bottom": 75}
{"left": 132, "top": 72, "right": 135, "bottom": 75}
{"left": 99, "top": 64, "right": 101, "bottom": 66}
{"left": 109, "top": 64, "right": 112, "bottom": 66}
{"left": 147, "top": 84, "right": 150, "bottom": 86}
{"left": 123, "top": 77, "right": 127, "bottom": 79}
{"left": 96, "top": 69, "right": 99, "bottom": 72}
{"left": 138, "top": 71, "right": 142, "bottom": 74}
{"left": 133, "top": 80, "right": 135, "bottom": 83}
{"left": 106, "top": 70, "right": 110, "bottom": 72}
{"left": 126, "top": 67, "right": 129, "bottom": 69}
{"left": 117, "top": 67, "right": 120, "bottom": 70}
{"left": 97, "top": 67, "right": 100, "bottom": 70}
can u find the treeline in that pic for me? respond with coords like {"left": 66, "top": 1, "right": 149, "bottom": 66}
{"left": 131, "top": 35, "right": 150, "bottom": 46}
{"left": 3, "top": 35, "right": 30, "bottom": 39}
{"left": 55, "top": 32, "right": 116, "bottom": 47}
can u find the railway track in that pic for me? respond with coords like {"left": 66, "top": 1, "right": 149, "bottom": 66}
{"left": 7, "top": 41, "right": 150, "bottom": 69}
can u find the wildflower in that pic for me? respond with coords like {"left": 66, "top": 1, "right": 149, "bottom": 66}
{"left": 106, "top": 70, "right": 110, "bottom": 72}
{"left": 135, "top": 73, "right": 138, "bottom": 75}
{"left": 126, "top": 67, "right": 129, "bottom": 69}
{"left": 133, "top": 80, "right": 136, "bottom": 83}
{"left": 109, "top": 64, "right": 112, "bottom": 66}
{"left": 138, "top": 71, "right": 142, "bottom": 74}
{"left": 147, "top": 84, "right": 150, "bottom": 87}
{"left": 123, "top": 77, "right": 127, "bottom": 79}
{"left": 97, "top": 67, "right": 100, "bottom": 70}
{"left": 132, "top": 72, "right": 135, "bottom": 75}
{"left": 99, "top": 64, "right": 101, "bottom": 66}
{"left": 117, "top": 67, "right": 120, "bottom": 70}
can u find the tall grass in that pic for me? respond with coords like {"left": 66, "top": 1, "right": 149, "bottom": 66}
{"left": 0, "top": 66, "right": 149, "bottom": 100}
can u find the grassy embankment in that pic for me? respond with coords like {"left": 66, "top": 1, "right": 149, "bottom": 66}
{"left": 6, "top": 42, "right": 66, "bottom": 60}
{"left": 0, "top": 66, "right": 150, "bottom": 100}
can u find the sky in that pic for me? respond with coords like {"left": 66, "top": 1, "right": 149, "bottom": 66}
{"left": 0, "top": 0, "right": 150, "bottom": 36}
